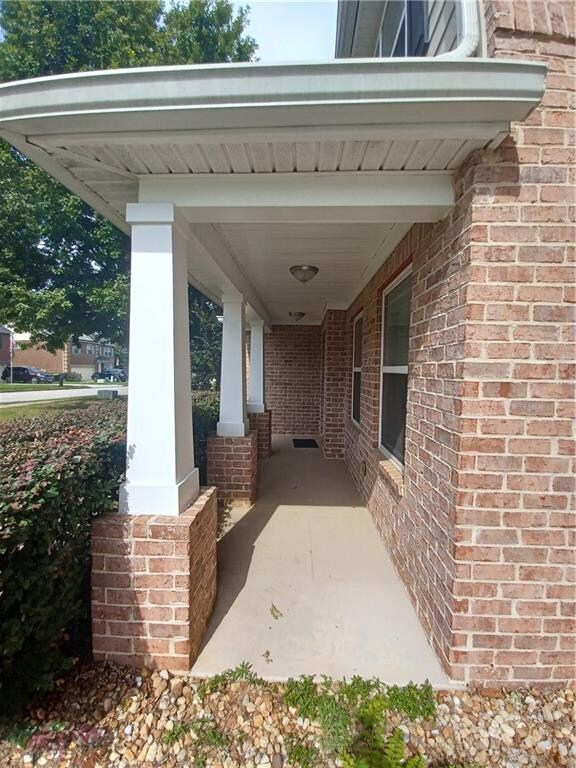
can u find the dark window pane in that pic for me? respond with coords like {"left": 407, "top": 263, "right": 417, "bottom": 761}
{"left": 380, "top": 373, "right": 408, "bottom": 462}
{"left": 353, "top": 317, "right": 363, "bottom": 368}
{"left": 383, "top": 274, "right": 411, "bottom": 367}
{"left": 352, "top": 371, "right": 361, "bottom": 423}
{"left": 407, "top": 0, "right": 428, "bottom": 56}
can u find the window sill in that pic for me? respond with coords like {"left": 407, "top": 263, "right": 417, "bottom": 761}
{"left": 374, "top": 452, "right": 404, "bottom": 498}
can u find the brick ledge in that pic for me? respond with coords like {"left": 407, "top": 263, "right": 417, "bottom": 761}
{"left": 373, "top": 452, "right": 405, "bottom": 498}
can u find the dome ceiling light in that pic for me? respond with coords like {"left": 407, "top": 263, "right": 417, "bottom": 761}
{"left": 289, "top": 265, "right": 319, "bottom": 283}
{"left": 289, "top": 312, "right": 306, "bottom": 321}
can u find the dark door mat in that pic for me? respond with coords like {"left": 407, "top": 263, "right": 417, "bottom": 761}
{"left": 293, "top": 438, "right": 319, "bottom": 448}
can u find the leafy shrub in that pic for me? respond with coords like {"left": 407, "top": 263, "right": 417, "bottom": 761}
{"left": 192, "top": 390, "right": 219, "bottom": 483}
{"left": 0, "top": 401, "right": 127, "bottom": 714}
{"left": 62, "top": 371, "right": 83, "bottom": 382}
{"left": 0, "top": 392, "right": 219, "bottom": 713}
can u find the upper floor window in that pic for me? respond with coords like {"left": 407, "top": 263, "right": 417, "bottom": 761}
{"left": 86, "top": 344, "right": 95, "bottom": 355}
{"left": 351, "top": 313, "right": 363, "bottom": 426}
{"left": 376, "top": 0, "right": 428, "bottom": 58}
{"left": 71, "top": 345, "right": 81, "bottom": 355}
{"left": 379, "top": 267, "right": 412, "bottom": 466}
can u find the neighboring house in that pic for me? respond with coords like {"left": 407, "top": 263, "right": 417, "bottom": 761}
{"left": 0, "top": 325, "right": 11, "bottom": 372}
{"left": 1, "top": 1, "right": 573, "bottom": 688}
{"left": 13, "top": 334, "right": 116, "bottom": 380}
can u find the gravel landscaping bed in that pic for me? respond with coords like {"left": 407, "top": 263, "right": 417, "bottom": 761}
{"left": 0, "top": 663, "right": 573, "bottom": 767}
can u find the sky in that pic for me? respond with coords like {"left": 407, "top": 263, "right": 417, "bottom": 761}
{"left": 234, "top": 1, "right": 338, "bottom": 63}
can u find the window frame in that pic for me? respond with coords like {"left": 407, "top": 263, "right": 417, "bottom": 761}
{"left": 351, "top": 311, "right": 364, "bottom": 427}
{"left": 378, "top": 264, "right": 412, "bottom": 469}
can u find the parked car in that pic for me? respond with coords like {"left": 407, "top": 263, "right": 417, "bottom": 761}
{"left": 1, "top": 366, "right": 54, "bottom": 383}
{"left": 91, "top": 368, "right": 127, "bottom": 382}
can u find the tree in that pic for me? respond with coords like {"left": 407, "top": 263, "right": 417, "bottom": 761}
{"left": 0, "top": 0, "right": 256, "bottom": 351}
{"left": 189, "top": 286, "right": 222, "bottom": 390}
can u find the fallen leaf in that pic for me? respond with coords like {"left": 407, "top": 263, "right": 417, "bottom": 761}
{"left": 270, "top": 603, "right": 283, "bottom": 620}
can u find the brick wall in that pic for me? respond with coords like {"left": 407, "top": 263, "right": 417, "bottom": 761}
{"left": 14, "top": 345, "right": 65, "bottom": 374}
{"left": 341, "top": 0, "right": 575, "bottom": 686}
{"left": 248, "top": 410, "right": 272, "bottom": 458}
{"left": 320, "top": 311, "right": 348, "bottom": 458}
{"left": 91, "top": 487, "right": 217, "bottom": 672}
{"left": 265, "top": 325, "right": 321, "bottom": 435}
{"left": 450, "top": 0, "right": 575, "bottom": 686}
{"left": 207, "top": 432, "right": 258, "bottom": 508}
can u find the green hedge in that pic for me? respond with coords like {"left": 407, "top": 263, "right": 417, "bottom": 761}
{"left": 0, "top": 391, "right": 219, "bottom": 713}
{"left": 0, "top": 401, "right": 126, "bottom": 713}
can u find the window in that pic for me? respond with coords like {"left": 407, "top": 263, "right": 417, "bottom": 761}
{"left": 375, "top": 0, "right": 428, "bottom": 58}
{"left": 351, "top": 314, "right": 363, "bottom": 426}
{"left": 86, "top": 343, "right": 95, "bottom": 355}
{"left": 71, "top": 345, "right": 81, "bottom": 355}
{"left": 379, "top": 268, "right": 412, "bottom": 466}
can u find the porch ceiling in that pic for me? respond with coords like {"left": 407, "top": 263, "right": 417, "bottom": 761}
{"left": 217, "top": 222, "right": 405, "bottom": 324}
{"left": 0, "top": 58, "right": 546, "bottom": 324}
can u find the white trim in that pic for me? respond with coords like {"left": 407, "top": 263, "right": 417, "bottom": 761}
{"left": 391, "top": 2, "right": 407, "bottom": 57}
{"left": 351, "top": 311, "right": 364, "bottom": 427}
{"left": 378, "top": 264, "right": 412, "bottom": 469}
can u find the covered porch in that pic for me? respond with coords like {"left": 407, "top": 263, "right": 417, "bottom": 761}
{"left": 193, "top": 436, "right": 450, "bottom": 685}
{"left": 0, "top": 54, "right": 546, "bottom": 682}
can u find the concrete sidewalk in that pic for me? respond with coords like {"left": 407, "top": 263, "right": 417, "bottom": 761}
{"left": 191, "top": 436, "right": 453, "bottom": 686}
{"left": 0, "top": 385, "right": 128, "bottom": 405}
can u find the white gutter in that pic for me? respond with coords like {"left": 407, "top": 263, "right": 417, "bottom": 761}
{"left": 437, "top": 0, "right": 481, "bottom": 60}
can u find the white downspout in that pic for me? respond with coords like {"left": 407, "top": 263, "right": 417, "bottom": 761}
{"left": 436, "top": 0, "right": 481, "bottom": 59}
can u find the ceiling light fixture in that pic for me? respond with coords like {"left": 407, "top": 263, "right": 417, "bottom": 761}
{"left": 289, "top": 312, "right": 306, "bottom": 321}
{"left": 290, "top": 265, "right": 319, "bottom": 283}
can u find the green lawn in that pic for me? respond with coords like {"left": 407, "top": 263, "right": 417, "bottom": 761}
{"left": 0, "top": 383, "right": 90, "bottom": 392}
{"left": 0, "top": 397, "right": 100, "bottom": 421}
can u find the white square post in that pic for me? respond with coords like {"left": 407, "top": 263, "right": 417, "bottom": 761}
{"left": 217, "top": 295, "right": 249, "bottom": 437}
{"left": 247, "top": 319, "right": 266, "bottom": 414}
{"left": 120, "top": 203, "right": 199, "bottom": 515}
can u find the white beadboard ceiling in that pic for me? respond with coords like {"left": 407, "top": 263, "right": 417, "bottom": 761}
{"left": 47, "top": 136, "right": 486, "bottom": 217}
{"left": 217, "top": 221, "right": 407, "bottom": 324}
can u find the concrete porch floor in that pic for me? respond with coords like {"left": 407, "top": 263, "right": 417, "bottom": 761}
{"left": 191, "top": 436, "right": 452, "bottom": 686}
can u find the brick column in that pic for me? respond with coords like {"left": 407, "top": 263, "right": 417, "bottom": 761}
{"left": 248, "top": 409, "right": 272, "bottom": 458}
{"left": 91, "top": 487, "right": 217, "bottom": 672}
{"left": 207, "top": 432, "right": 257, "bottom": 509}
{"left": 320, "top": 310, "right": 348, "bottom": 459}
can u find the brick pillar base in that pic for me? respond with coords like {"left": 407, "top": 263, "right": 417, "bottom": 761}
{"left": 91, "top": 487, "right": 217, "bottom": 672}
{"left": 248, "top": 410, "right": 272, "bottom": 458}
{"left": 207, "top": 432, "right": 257, "bottom": 509}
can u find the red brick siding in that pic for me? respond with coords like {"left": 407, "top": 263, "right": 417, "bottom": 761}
{"left": 14, "top": 345, "right": 65, "bottom": 374}
{"left": 91, "top": 487, "right": 217, "bottom": 672}
{"left": 320, "top": 311, "right": 348, "bottom": 458}
{"left": 248, "top": 410, "right": 272, "bottom": 458}
{"left": 450, "top": 0, "right": 575, "bottom": 686}
{"left": 265, "top": 325, "right": 321, "bottom": 435}
{"left": 207, "top": 433, "right": 258, "bottom": 508}
{"left": 340, "top": 1, "right": 575, "bottom": 686}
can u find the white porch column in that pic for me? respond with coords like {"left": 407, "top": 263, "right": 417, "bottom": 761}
{"left": 247, "top": 319, "right": 266, "bottom": 414}
{"left": 120, "top": 203, "right": 199, "bottom": 516}
{"left": 217, "top": 295, "right": 249, "bottom": 437}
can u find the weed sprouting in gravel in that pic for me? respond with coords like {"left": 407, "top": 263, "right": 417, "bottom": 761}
{"left": 283, "top": 675, "right": 436, "bottom": 766}
{"left": 385, "top": 681, "right": 436, "bottom": 720}
{"left": 197, "top": 661, "right": 262, "bottom": 701}
{"left": 285, "top": 735, "right": 320, "bottom": 768}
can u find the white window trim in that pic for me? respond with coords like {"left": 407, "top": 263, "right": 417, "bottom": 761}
{"left": 351, "top": 311, "right": 363, "bottom": 427}
{"left": 378, "top": 264, "right": 412, "bottom": 469}
{"left": 391, "top": 2, "right": 408, "bottom": 57}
